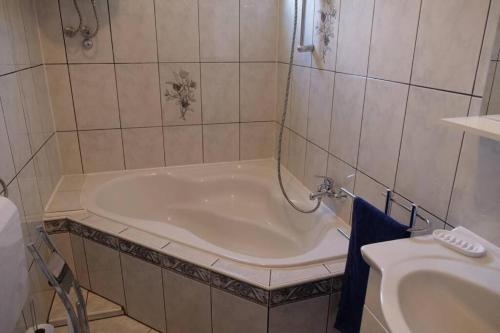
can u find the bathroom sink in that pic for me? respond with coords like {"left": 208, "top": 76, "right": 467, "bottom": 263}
{"left": 382, "top": 259, "right": 500, "bottom": 333}
{"left": 361, "top": 228, "right": 500, "bottom": 333}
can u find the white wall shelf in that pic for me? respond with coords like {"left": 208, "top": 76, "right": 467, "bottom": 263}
{"left": 441, "top": 115, "right": 500, "bottom": 142}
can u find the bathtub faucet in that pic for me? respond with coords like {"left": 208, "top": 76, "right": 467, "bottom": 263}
{"left": 309, "top": 176, "right": 342, "bottom": 201}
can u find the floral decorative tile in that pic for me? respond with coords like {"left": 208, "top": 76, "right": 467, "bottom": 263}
{"left": 315, "top": 0, "right": 337, "bottom": 63}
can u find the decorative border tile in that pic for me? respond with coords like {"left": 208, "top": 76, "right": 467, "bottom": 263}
{"left": 162, "top": 254, "right": 211, "bottom": 284}
{"left": 211, "top": 272, "right": 269, "bottom": 306}
{"left": 269, "top": 278, "right": 332, "bottom": 307}
{"left": 44, "top": 219, "right": 70, "bottom": 233}
{"left": 119, "top": 239, "right": 163, "bottom": 266}
{"left": 68, "top": 220, "right": 120, "bottom": 250}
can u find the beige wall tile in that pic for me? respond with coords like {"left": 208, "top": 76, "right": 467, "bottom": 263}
{"left": 240, "top": 0, "right": 277, "bottom": 62}
{"left": 368, "top": 0, "right": 421, "bottom": 83}
{"left": 358, "top": 79, "right": 408, "bottom": 187}
{"left": 85, "top": 239, "right": 125, "bottom": 306}
{"left": 396, "top": 87, "right": 470, "bottom": 219}
{"left": 212, "top": 288, "right": 267, "bottom": 333}
{"left": 203, "top": 123, "right": 239, "bottom": 163}
{"left": 46, "top": 65, "right": 76, "bottom": 131}
{"left": 123, "top": 127, "right": 164, "bottom": 169}
{"left": 70, "top": 234, "right": 90, "bottom": 289}
{"left": 121, "top": 254, "right": 166, "bottom": 332}
{"left": 164, "top": 270, "right": 211, "bottom": 333}
{"left": 329, "top": 73, "right": 365, "bottom": 167}
{"left": 269, "top": 295, "right": 330, "bottom": 333}
{"left": 164, "top": 125, "right": 202, "bottom": 166}
{"left": 287, "top": 131, "right": 306, "bottom": 181}
{"left": 312, "top": 0, "right": 340, "bottom": 71}
{"left": 325, "top": 154, "right": 355, "bottom": 224}
{"left": 79, "top": 129, "right": 124, "bottom": 173}
{"left": 60, "top": 0, "right": 113, "bottom": 63}
{"left": 36, "top": 0, "right": 66, "bottom": 63}
{"left": 336, "top": 0, "right": 374, "bottom": 75}
{"left": 109, "top": 0, "right": 157, "bottom": 63}
{"left": 156, "top": 0, "right": 199, "bottom": 62}
{"left": 199, "top": 0, "right": 239, "bottom": 62}
{"left": 307, "top": 69, "right": 334, "bottom": 150}
{"left": 289, "top": 65, "right": 310, "bottom": 137}
{"left": 240, "top": 63, "right": 277, "bottom": 122}
{"left": 69, "top": 64, "right": 120, "bottom": 130}
{"left": 160, "top": 63, "right": 202, "bottom": 126}
{"left": 304, "top": 142, "right": 328, "bottom": 192}
{"left": 201, "top": 63, "right": 239, "bottom": 124}
{"left": 56, "top": 132, "right": 83, "bottom": 174}
{"left": 240, "top": 122, "right": 275, "bottom": 160}
{"left": 116, "top": 64, "right": 162, "bottom": 128}
{"left": 353, "top": 171, "right": 387, "bottom": 211}
{"left": 412, "top": 0, "right": 489, "bottom": 93}
{"left": 0, "top": 106, "right": 15, "bottom": 183}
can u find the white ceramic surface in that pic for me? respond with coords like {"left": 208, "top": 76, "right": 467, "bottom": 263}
{"left": 81, "top": 159, "right": 349, "bottom": 267}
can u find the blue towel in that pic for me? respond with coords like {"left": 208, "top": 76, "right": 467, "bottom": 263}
{"left": 335, "top": 197, "right": 410, "bottom": 333}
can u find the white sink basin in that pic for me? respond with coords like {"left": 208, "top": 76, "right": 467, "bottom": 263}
{"left": 382, "top": 259, "right": 500, "bottom": 333}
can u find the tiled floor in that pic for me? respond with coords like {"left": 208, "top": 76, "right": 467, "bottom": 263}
{"left": 54, "top": 316, "right": 158, "bottom": 333}
{"left": 50, "top": 289, "right": 157, "bottom": 333}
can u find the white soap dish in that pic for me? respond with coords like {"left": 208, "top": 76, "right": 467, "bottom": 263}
{"left": 433, "top": 229, "right": 487, "bottom": 258}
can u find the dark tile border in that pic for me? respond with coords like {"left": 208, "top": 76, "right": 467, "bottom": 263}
{"left": 44, "top": 218, "right": 343, "bottom": 307}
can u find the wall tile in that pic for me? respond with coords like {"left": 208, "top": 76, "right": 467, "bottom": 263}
{"left": 289, "top": 65, "right": 310, "bottom": 137}
{"left": 269, "top": 295, "right": 330, "bottom": 333}
{"left": 329, "top": 73, "right": 365, "bottom": 167}
{"left": 199, "top": 0, "right": 239, "bottom": 62}
{"left": 121, "top": 253, "right": 166, "bottom": 332}
{"left": 307, "top": 69, "right": 334, "bottom": 150}
{"left": 203, "top": 123, "right": 239, "bottom": 163}
{"left": 109, "top": 0, "right": 157, "bottom": 63}
{"left": 60, "top": 0, "right": 114, "bottom": 63}
{"left": 325, "top": 154, "right": 355, "bottom": 224}
{"left": 212, "top": 288, "right": 268, "bottom": 333}
{"left": 240, "top": 122, "right": 275, "bottom": 160}
{"left": 20, "top": 0, "right": 43, "bottom": 66}
{"left": 448, "top": 135, "right": 500, "bottom": 246}
{"left": 164, "top": 270, "right": 211, "bottom": 333}
{"left": 70, "top": 233, "right": 90, "bottom": 289}
{"left": 79, "top": 129, "right": 124, "bottom": 173}
{"left": 57, "top": 132, "right": 83, "bottom": 174}
{"left": 287, "top": 131, "right": 306, "bottom": 181}
{"left": 336, "top": 0, "right": 374, "bottom": 75}
{"left": 276, "top": 63, "right": 291, "bottom": 123}
{"left": 201, "top": 63, "right": 239, "bottom": 124}
{"left": 45, "top": 65, "right": 76, "bottom": 131}
{"left": 116, "top": 63, "right": 162, "bottom": 128}
{"left": 304, "top": 142, "right": 328, "bottom": 192}
{"left": 240, "top": 63, "right": 277, "bottom": 122}
{"left": 312, "top": 0, "right": 340, "bottom": 71}
{"left": 123, "top": 127, "right": 164, "bottom": 169}
{"left": 0, "top": 103, "right": 15, "bottom": 183}
{"left": 164, "top": 125, "right": 202, "bottom": 166}
{"left": 85, "top": 239, "right": 126, "bottom": 306}
{"left": 0, "top": 74, "right": 32, "bottom": 171}
{"left": 240, "top": 0, "right": 277, "bottom": 62}
{"left": 358, "top": 79, "right": 408, "bottom": 187}
{"left": 160, "top": 63, "right": 202, "bottom": 125}
{"left": 17, "top": 161, "right": 44, "bottom": 243}
{"left": 156, "top": 0, "right": 199, "bottom": 62}
{"left": 35, "top": 0, "right": 66, "bottom": 63}
{"left": 487, "top": 63, "right": 500, "bottom": 115}
{"left": 396, "top": 87, "right": 470, "bottom": 219}
{"left": 412, "top": 0, "right": 489, "bottom": 93}
{"left": 69, "top": 64, "right": 120, "bottom": 130}
{"left": 3, "top": 0, "right": 31, "bottom": 72}
{"left": 353, "top": 171, "right": 387, "bottom": 211}
{"left": 368, "top": 0, "right": 421, "bottom": 83}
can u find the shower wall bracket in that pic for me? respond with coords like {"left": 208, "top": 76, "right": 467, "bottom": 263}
{"left": 297, "top": 0, "right": 314, "bottom": 53}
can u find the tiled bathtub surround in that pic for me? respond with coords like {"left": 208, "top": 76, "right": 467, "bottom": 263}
{"left": 44, "top": 214, "right": 344, "bottom": 333}
{"left": 0, "top": 0, "right": 62, "bottom": 330}
{"left": 276, "top": 0, "right": 500, "bottom": 245}
{"left": 39, "top": 0, "right": 280, "bottom": 174}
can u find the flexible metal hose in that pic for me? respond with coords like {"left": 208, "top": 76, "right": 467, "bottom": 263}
{"left": 86, "top": 0, "right": 99, "bottom": 38}
{"left": 276, "top": 0, "right": 322, "bottom": 214}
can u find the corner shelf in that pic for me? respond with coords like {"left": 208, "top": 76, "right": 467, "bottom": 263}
{"left": 441, "top": 115, "right": 500, "bottom": 142}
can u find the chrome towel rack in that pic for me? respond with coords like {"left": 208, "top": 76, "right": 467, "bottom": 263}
{"left": 336, "top": 187, "right": 431, "bottom": 233}
{"left": 0, "top": 178, "right": 7, "bottom": 198}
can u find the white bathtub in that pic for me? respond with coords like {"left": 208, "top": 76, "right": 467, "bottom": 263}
{"left": 81, "top": 159, "right": 349, "bottom": 267}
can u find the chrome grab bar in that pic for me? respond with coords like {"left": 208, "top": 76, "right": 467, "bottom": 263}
{"left": 0, "top": 178, "right": 7, "bottom": 197}
{"left": 297, "top": 0, "right": 314, "bottom": 53}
